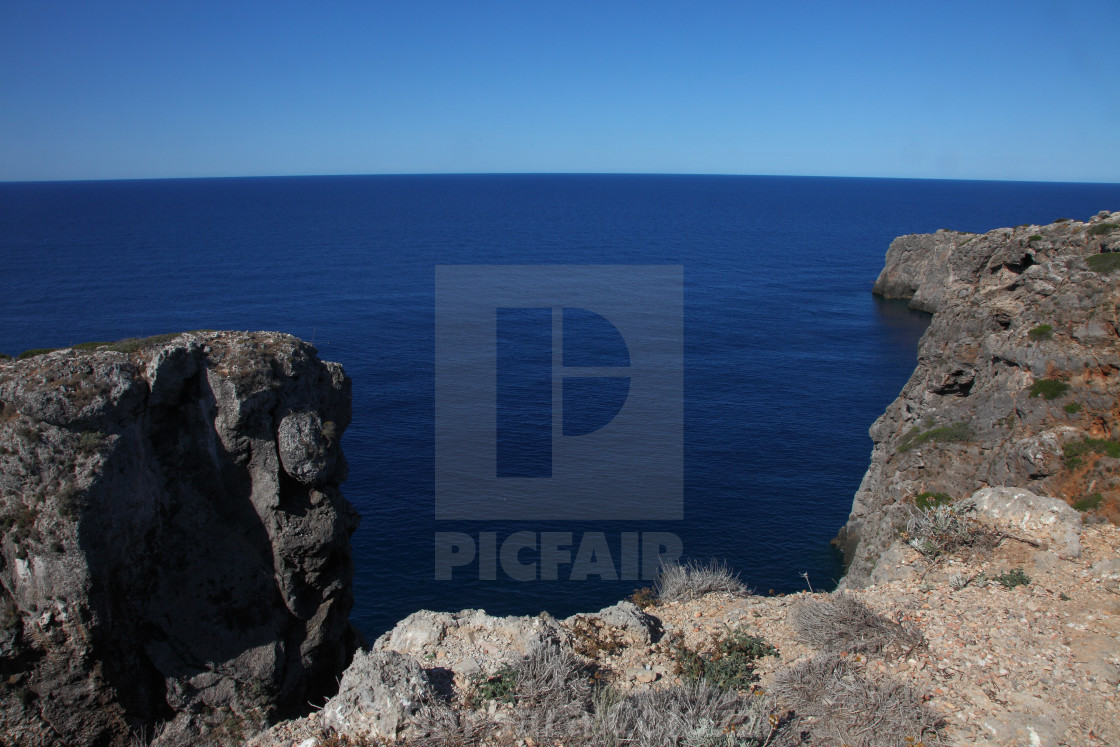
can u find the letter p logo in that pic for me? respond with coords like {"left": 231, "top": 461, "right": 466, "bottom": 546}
{"left": 436, "top": 266, "right": 682, "bottom": 520}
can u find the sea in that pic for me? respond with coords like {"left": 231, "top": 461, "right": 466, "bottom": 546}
{"left": 2, "top": 174, "right": 1119, "bottom": 638}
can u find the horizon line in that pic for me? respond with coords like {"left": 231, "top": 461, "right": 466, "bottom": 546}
{"left": 3, "top": 171, "right": 1119, "bottom": 187}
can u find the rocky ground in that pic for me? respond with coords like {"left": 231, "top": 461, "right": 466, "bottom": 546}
{"left": 250, "top": 488, "right": 1119, "bottom": 746}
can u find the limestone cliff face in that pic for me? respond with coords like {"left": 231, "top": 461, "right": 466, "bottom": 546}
{"left": 836, "top": 211, "right": 1120, "bottom": 588}
{"left": 0, "top": 332, "right": 360, "bottom": 746}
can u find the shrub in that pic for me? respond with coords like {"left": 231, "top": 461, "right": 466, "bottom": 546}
{"left": 78, "top": 430, "right": 105, "bottom": 454}
{"left": 993, "top": 568, "right": 1030, "bottom": 589}
{"left": 1028, "top": 378, "right": 1069, "bottom": 400}
{"left": 913, "top": 491, "right": 952, "bottom": 511}
{"left": 1088, "top": 222, "right": 1117, "bottom": 236}
{"left": 627, "top": 586, "right": 657, "bottom": 610}
{"left": 1073, "top": 493, "right": 1104, "bottom": 512}
{"left": 770, "top": 653, "right": 944, "bottom": 746}
{"left": 898, "top": 422, "right": 974, "bottom": 452}
{"left": 790, "top": 593, "right": 923, "bottom": 657}
{"left": 655, "top": 559, "right": 748, "bottom": 602}
{"left": 673, "top": 627, "right": 779, "bottom": 690}
{"left": 591, "top": 680, "right": 782, "bottom": 747}
{"left": 1063, "top": 438, "right": 1120, "bottom": 467}
{"left": 1027, "top": 234, "right": 1043, "bottom": 242}
{"left": 0, "top": 353, "right": 10, "bottom": 361}
{"left": 1027, "top": 324, "right": 1053, "bottom": 340}
{"left": 1054, "top": 217, "right": 1072, "bottom": 222}
{"left": 1063, "top": 402, "right": 1082, "bottom": 414}
{"left": 56, "top": 483, "right": 82, "bottom": 518}
{"left": 1087, "top": 253, "right": 1120, "bottom": 273}
{"left": 17, "top": 348, "right": 59, "bottom": 360}
{"left": 905, "top": 504, "right": 998, "bottom": 559}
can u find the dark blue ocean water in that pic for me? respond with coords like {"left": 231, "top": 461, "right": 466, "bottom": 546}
{"left": 2, "top": 174, "right": 1119, "bottom": 638}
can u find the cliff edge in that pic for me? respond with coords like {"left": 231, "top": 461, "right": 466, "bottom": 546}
{"left": 835, "top": 211, "right": 1120, "bottom": 588}
{"left": 0, "top": 331, "right": 360, "bottom": 746}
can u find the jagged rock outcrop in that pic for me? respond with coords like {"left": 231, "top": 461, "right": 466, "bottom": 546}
{"left": 836, "top": 211, "right": 1120, "bottom": 588}
{"left": 0, "top": 332, "right": 360, "bottom": 746}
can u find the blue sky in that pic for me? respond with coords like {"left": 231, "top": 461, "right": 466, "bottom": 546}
{"left": 2, "top": 1, "right": 1117, "bottom": 182}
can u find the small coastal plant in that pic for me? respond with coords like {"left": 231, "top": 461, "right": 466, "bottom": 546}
{"left": 17, "top": 348, "right": 59, "bottom": 360}
{"left": 1063, "top": 402, "right": 1082, "bottom": 414}
{"left": 1073, "top": 493, "right": 1104, "bottom": 512}
{"left": 470, "top": 664, "right": 517, "bottom": 704}
{"left": 1027, "top": 234, "right": 1043, "bottom": 242}
{"left": 993, "top": 568, "right": 1030, "bottom": 589}
{"left": 1088, "top": 222, "right": 1117, "bottom": 236}
{"left": 1027, "top": 323, "right": 1053, "bottom": 340}
{"left": 1028, "top": 378, "right": 1068, "bottom": 400}
{"left": 672, "top": 626, "right": 778, "bottom": 690}
{"left": 790, "top": 593, "right": 923, "bottom": 656}
{"left": 655, "top": 558, "right": 748, "bottom": 602}
{"left": 898, "top": 422, "right": 974, "bottom": 452}
{"left": 1086, "top": 253, "right": 1120, "bottom": 273}
{"left": 913, "top": 492, "right": 952, "bottom": 511}
{"left": 1063, "top": 438, "right": 1120, "bottom": 468}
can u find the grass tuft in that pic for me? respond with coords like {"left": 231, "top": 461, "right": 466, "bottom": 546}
{"left": 898, "top": 422, "right": 974, "bottom": 452}
{"left": 790, "top": 593, "right": 923, "bottom": 657}
{"left": 1063, "top": 402, "right": 1082, "bottom": 414}
{"left": 17, "top": 348, "right": 59, "bottom": 360}
{"left": 1087, "top": 253, "right": 1120, "bottom": 273}
{"left": 913, "top": 492, "right": 952, "bottom": 511}
{"left": 1073, "top": 493, "right": 1104, "bottom": 512}
{"left": 1063, "top": 438, "right": 1120, "bottom": 468}
{"left": 655, "top": 558, "right": 748, "bottom": 602}
{"left": 1088, "top": 222, "right": 1117, "bottom": 236}
{"left": 1027, "top": 323, "right": 1053, "bottom": 340}
{"left": 1028, "top": 378, "right": 1069, "bottom": 400}
{"left": 771, "top": 653, "right": 944, "bottom": 745}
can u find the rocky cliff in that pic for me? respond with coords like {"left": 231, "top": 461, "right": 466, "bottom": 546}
{"left": 0, "top": 332, "right": 360, "bottom": 746}
{"left": 835, "top": 210, "right": 1120, "bottom": 588}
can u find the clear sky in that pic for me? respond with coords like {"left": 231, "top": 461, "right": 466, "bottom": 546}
{"left": 2, "top": 1, "right": 1117, "bottom": 183}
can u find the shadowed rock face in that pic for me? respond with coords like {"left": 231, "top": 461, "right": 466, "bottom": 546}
{"left": 837, "top": 211, "right": 1120, "bottom": 588}
{"left": 0, "top": 332, "right": 360, "bottom": 746}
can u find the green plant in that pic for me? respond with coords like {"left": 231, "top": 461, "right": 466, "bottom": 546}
{"left": 78, "top": 430, "right": 105, "bottom": 454}
{"left": 1055, "top": 217, "right": 1072, "bottom": 223}
{"left": 472, "top": 664, "right": 517, "bottom": 703}
{"left": 913, "top": 492, "right": 952, "bottom": 511}
{"left": 673, "top": 627, "right": 778, "bottom": 690}
{"left": 56, "top": 483, "right": 82, "bottom": 518}
{"left": 1063, "top": 402, "right": 1082, "bottom": 414}
{"left": 1063, "top": 438, "right": 1120, "bottom": 467}
{"left": 1088, "top": 222, "right": 1117, "bottom": 236}
{"left": 1087, "top": 253, "right": 1120, "bottom": 273}
{"left": 0, "top": 353, "right": 10, "bottom": 361}
{"left": 993, "top": 568, "right": 1030, "bottom": 589}
{"left": 17, "top": 348, "right": 59, "bottom": 360}
{"left": 1073, "top": 493, "right": 1104, "bottom": 512}
{"left": 1028, "top": 378, "right": 1068, "bottom": 400}
{"left": 898, "top": 422, "right": 974, "bottom": 452}
{"left": 1027, "top": 234, "right": 1043, "bottom": 242}
{"left": 1027, "top": 324, "right": 1053, "bottom": 340}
